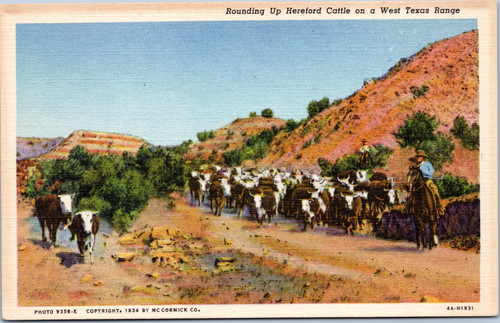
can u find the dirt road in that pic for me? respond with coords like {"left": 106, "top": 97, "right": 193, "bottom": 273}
{"left": 17, "top": 194, "right": 479, "bottom": 306}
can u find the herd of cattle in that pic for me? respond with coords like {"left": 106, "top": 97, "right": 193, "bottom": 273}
{"left": 30, "top": 165, "right": 410, "bottom": 264}
{"left": 189, "top": 165, "right": 409, "bottom": 232}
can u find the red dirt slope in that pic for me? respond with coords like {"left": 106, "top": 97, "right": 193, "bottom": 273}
{"left": 262, "top": 30, "right": 478, "bottom": 183}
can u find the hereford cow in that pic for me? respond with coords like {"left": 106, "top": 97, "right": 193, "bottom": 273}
{"left": 209, "top": 180, "right": 225, "bottom": 216}
{"left": 69, "top": 211, "right": 100, "bottom": 264}
{"left": 339, "top": 192, "right": 364, "bottom": 234}
{"left": 34, "top": 194, "right": 74, "bottom": 247}
{"left": 367, "top": 180, "right": 396, "bottom": 221}
{"left": 249, "top": 186, "right": 276, "bottom": 225}
{"left": 188, "top": 174, "right": 202, "bottom": 206}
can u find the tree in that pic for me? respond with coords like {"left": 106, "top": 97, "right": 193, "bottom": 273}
{"left": 285, "top": 119, "right": 299, "bottom": 132}
{"left": 451, "top": 116, "right": 479, "bottom": 150}
{"left": 196, "top": 130, "right": 215, "bottom": 142}
{"left": 68, "top": 145, "right": 93, "bottom": 167}
{"left": 419, "top": 134, "right": 454, "bottom": 170}
{"left": 393, "top": 112, "right": 438, "bottom": 148}
{"left": 249, "top": 111, "right": 257, "bottom": 118}
{"left": 307, "top": 97, "right": 330, "bottom": 118}
{"left": 261, "top": 108, "right": 274, "bottom": 118}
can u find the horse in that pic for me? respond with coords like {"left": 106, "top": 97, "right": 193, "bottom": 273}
{"left": 405, "top": 166, "right": 440, "bottom": 250}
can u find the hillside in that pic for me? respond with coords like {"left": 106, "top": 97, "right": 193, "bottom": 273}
{"left": 17, "top": 137, "right": 64, "bottom": 161}
{"left": 261, "top": 30, "right": 479, "bottom": 184}
{"left": 37, "top": 130, "right": 147, "bottom": 160}
{"left": 184, "top": 116, "right": 286, "bottom": 161}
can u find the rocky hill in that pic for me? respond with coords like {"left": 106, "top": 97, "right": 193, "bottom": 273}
{"left": 260, "top": 30, "right": 479, "bottom": 184}
{"left": 184, "top": 116, "right": 286, "bottom": 161}
{"left": 36, "top": 130, "right": 147, "bottom": 160}
{"left": 17, "top": 137, "right": 65, "bottom": 161}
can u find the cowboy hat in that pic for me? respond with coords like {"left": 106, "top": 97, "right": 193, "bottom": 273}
{"left": 361, "top": 138, "right": 367, "bottom": 143}
{"left": 415, "top": 150, "right": 428, "bottom": 158}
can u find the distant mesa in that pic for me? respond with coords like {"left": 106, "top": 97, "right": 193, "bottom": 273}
{"left": 17, "top": 130, "right": 147, "bottom": 161}
{"left": 184, "top": 116, "right": 286, "bottom": 161}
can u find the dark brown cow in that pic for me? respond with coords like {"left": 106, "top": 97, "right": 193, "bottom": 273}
{"left": 230, "top": 182, "right": 245, "bottom": 212}
{"left": 34, "top": 194, "right": 74, "bottom": 247}
{"left": 289, "top": 183, "right": 314, "bottom": 219}
{"left": 251, "top": 186, "right": 277, "bottom": 225}
{"left": 209, "top": 180, "right": 225, "bottom": 216}
{"left": 237, "top": 186, "right": 261, "bottom": 218}
{"left": 188, "top": 176, "right": 202, "bottom": 205}
{"left": 367, "top": 180, "right": 395, "bottom": 221}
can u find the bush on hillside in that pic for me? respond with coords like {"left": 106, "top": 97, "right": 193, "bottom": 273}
{"left": 285, "top": 119, "right": 300, "bottom": 132}
{"left": 318, "top": 145, "right": 393, "bottom": 177}
{"left": 307, "top": 97, "right": 330, "bottom": 119}
{"left": 451, "top": 116, "right": 479, "bottom": 150}
{"left": 223, "top": 127, "right": 279, "bottom": 166}
{"left": 249, "top": 111, "right": 257, "bottom": 118}
{"left": 368, "top": 145, "right": 394, "bottom": 169}
{"left": 418, "top": 134, "right": 454, "bottom": 170}
{"left": 261, "top": 108, "right": 274, "bottom": 118}
{"left": 317, "top": 154, "right": 359, "bottom": 177}
{"left": 410, "top": 85, "right": 429, "bottom": 98}
{"left": 196, "top": 130, "right": 215, "bottom": 142}
{"left": 393, "top": 112, "right": 438, "bottom": 148}
{"left": 394, "top": 112, "right": 454, "bottom": 170}
{"left": 25, "top": 173, "right": 49, "bottom": 198}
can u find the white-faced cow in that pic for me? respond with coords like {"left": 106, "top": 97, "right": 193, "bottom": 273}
{"left": 249, "top": 187, "right": 276, "bottom": 225}
{"left": 34, "top": 194, "right": 74, "bottom": 247}
{"left": 69, "top": 211, "right": 100, "bottom": 264}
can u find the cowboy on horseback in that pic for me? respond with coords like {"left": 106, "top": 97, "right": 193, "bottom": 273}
{"left": 410, "top": 150, "right": 445, "bottom": 216}
{"left": 357, "top": 139, "right": 370, "bottom": 169}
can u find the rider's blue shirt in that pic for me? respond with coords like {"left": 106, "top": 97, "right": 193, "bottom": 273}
{"left": 419, "top": 161, "right": 434, "bottom": 180}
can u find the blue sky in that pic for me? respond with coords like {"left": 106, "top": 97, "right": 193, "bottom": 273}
{"left": 17, "top": 19, "right": 477, "bottom": 146}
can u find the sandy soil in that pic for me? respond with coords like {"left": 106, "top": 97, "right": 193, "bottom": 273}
{"left": 17, "top": 194, "right": 479, "bottom": 306}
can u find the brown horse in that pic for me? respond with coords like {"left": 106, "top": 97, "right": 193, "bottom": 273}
{"left": 405, "top": 166, "right": 440, "bottom": 250}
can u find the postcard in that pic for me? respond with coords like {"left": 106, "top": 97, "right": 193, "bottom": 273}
{"left": 1, "top": 0, "right": 497, "bottom": 319}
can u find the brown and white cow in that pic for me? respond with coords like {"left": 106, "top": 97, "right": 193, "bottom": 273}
{"left": 34, "top": 194, "right": 74, "bottom": 247}
{"left": 69, "top": 211, "right": 100, "bottom": 264}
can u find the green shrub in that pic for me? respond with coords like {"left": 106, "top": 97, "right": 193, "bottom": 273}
{"left": 419, "top": 134, "right": 454, "bottom": 170}
{"left": 368, "top": 145, "right": 394, "bottom": 169}
{"left": 249, "top": 111, "right": 257, "bottom": 118}
{"left": 111, "top": 209, "right": 139, "bottom": 232}
{"left": 25, "top": 173, "right": 49, "bottom": 198}
{"left": 393, "top": 112, "right": 438, "bottom": 148}
{"left": 196, "top": 130, "right": 215, "bottom": 142}
{"left": 78, "top": 196, "right": 113, "bottom": 219}
{"left": 307, "top": 97, "right": 330, "bottom": 119}
{"left": 285, "top": 119, "right": 299, "bottom": 132}
{"left": 318, "top": 145, "right": 393, "bottom": 177}
{"left": 261, "top": 108, "right": 274, "bottom": 118}
{"left": 451, "top": 116, "right": 479, "bottom": 150}
{"left": 410, "top": 85, "right": 429, "bottom": 98}
{"left": 332, "top": 98, "right": 343, "bottom": 106}
{"left": 223, "top": 127, "right": 279, "bottom": 166}
{"left": 317, "top": 154, "right": 359, "bottom": 177}
{"left": 436, "top": 173, "right": 479, "bottom": 198}
{"left": 302, "top": 140, "right": 312, "bottom": 150}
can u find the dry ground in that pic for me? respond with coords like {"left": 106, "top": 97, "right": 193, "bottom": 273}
{"left": 17, "top": 194, "right": 479, "bottom": 306}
